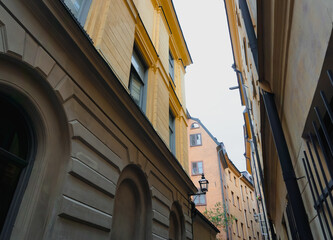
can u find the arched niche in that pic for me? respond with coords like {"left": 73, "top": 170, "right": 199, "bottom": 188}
{"left": 169, "top": 202, "right": 185, "bottom": 240}
{"left": 0, "top": 57, "right": 70, "bottom": 239}
{"left": 111, "top": 164, "right": 152, "bottom": 240}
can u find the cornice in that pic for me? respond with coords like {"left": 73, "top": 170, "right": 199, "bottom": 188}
{"left": 156, "top": 0, "right": 192, "bottom": 66}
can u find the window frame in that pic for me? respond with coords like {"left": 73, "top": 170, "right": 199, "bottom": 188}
{"left": 190, "top": 133, "right": 202, "bottom": 147}
{"left": 193, "top": 194, "right": 206, "bottom": 206}
{"left": 169, "top": 51, "right": 174, "bottom": 82}
{"left": 169, "top": 110, "right": 176, "bottom": 155}
{"left": 0, "top": 95, "right": 36, "bottom": 239}
{"left": 129, "top": 48, "right": 148, "bottom": 112}
{"left": 191, "top": 161, "right": 204, "bottom": 176}
{"left": 63, "top": 0, "right": 92, "bottom": 26}
{"left": 190, "top": 122, "right": 200, "bottom": 129}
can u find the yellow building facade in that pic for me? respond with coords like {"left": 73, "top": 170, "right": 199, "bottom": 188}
{"left": 85, "top": 0, "right": 191, "bottom": 171}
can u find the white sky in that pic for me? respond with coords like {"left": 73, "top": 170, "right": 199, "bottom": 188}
{"left": 173, "top": 0, "right": 247, "bottom": 171}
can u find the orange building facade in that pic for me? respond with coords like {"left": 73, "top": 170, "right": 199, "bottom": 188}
{"left": 187, "top": 115, "right": 263, "bottom": 240}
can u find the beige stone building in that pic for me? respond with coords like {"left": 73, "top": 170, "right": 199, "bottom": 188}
{"left": 187, "top": 115, "right": 262, "bottom": 240}
{"left": 224, "top": 0, "right": 333, "bottom": 239}
{"left": 0, "top": 0, "right": 210, "bottom": 239}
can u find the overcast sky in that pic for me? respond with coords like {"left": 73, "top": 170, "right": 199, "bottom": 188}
{"left": 173, "top": 0, "right": 247, "bottom": 171}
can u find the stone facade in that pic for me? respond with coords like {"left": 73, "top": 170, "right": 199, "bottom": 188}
{"left": 0, "top": 0, "right": 197, "bottom": 239}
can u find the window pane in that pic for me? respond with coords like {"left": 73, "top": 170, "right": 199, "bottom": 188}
{"left": 132, "top": 51, "right": 146, "bottom": 80}
{"left": 129, "top": 75, "right": 143, "bottom": 106}
{"left": 197, "top": 162, "right": 203, "bottom": 174}
{"left": 169, "top": 51, "right": 174, "bottom": 81}
{"left": 192, "top": 162, "right": 197, "bottom": 175}
{"left": 64, "top": 0, "right": 84, "bottom": 17}
{"left": 190, "top": 134, "right": 201, "bottom": 146}
{"left": 0, "top": 160, "right": 22, "bottom": 232}
{"left": 196, "top": 134, "right": 201, "bottom": 145}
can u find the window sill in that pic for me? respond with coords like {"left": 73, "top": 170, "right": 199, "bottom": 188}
{"left": 195, "top": 203, "right": 206, "bottom": 206}
{"left": 192, "top": 173, "right": 204, "bottom": 176}
{"left": 190, "top": 144, "right": 202, "bottom": 147}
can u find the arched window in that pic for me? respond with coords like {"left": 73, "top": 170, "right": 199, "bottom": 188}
{"left": 0, "top": 95, "right": 34, "bottom": 237}
{"left": 169, "top": 202, "right": 185, "bottom": 240}
{"left": 191, "top": 122, "right": 200, "bottom": 129}
{"left": 111, "top": 165, "right": 152, "bottom": 240}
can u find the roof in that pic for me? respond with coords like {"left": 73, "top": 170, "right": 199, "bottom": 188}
{"left": 193, "top": 208, "right": 220, "bottom": 233}
{"left": 188, "top": 115, "right": 220, "bottom": 146}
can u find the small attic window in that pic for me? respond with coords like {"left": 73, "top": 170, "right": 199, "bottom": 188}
{"left": 191, "top": 122, "right": 200, "bottom": 129}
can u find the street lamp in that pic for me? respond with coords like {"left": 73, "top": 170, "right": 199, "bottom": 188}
{"left": 198, "top": 173, "right": 209, "bottom": 193}
{"left": 189, "top": 173, "right": 209, "bottom": 196}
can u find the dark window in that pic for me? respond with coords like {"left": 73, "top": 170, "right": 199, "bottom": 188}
{"left": 241, "top": 222, "right": 244, "bottom": 239}
{"left": 0, "top": 95, "right": 33, "bottom": 238}
{"left": 169, "top": 51, "right": 174, "bottom": 81}
{"left": 190, "top": 133, "right": 202, "bottom": 146}
{"left": 190, "top": 122, "right": 200, "bottom": 129}
{"left": 243, "top": 38, "right": 248, "bottom": 70}
{"left": 193, "top": 194, "right": 206, "bottom": 206}
{"left": 63, "top": 0, "right": 92, "bottom": 26}
{"left": 169, "top": 110, "right": 175, "bottom": 154}
{"left": 129, "top": 48, "right": 147, "bottom": 111}
{"left": 192, "top": 161, "right": 203, "bottom": 175}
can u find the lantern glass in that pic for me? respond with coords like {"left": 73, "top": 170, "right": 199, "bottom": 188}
{"left": 199, "top": 173, "right": 209, "bottom": 193}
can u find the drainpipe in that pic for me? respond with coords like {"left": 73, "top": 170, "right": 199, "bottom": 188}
{"left": 238, "top": 174, "right": 250, "bottom": 240}
{"left": 232, "top": 66, "right": 270, "bottom": 239}
{"left": 239, "top": 0, "right": 258, "bottom": 71}
{"left": 261, "top": 90, "right": 313, "bottom": 240}
{"left": 217, "top": 145, "right": 229, "bottom": 240}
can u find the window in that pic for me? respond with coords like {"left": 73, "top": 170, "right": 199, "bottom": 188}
{"left": 190, "top": 133, "right": 202, "bottom": 146}
{"left": 64, "top": 0, "right": 92, "bottom": 26}
{"left": 234, "top": 176, "right": 237, "bottom": 186}
{"left": 0, "top": 96, "right": 34, "bottom": 237}
{"left": 169, "top": 110, "right": 175, "bottom": 154}
{"left": 251, "top": 220, "right": 255, "bottom": 237}
{"left": 237, "top": 196, "right": 240, "bottom": 210}
{"left": 243, "top": 37, "right": 248, "bottom": 70}
{"left": 241, "top": 185, "right": 244, "bottom": 200}
{"left": 244, "top": 210, "right": 248, "bottom": 226}
{"left": 231, "top": 191, "right": 235, "bottom": 205}
{"left": 235, "top": 219, "right": 239, "bottom": 236}
{"left": 193, "top": 194, "right": 206, "bottom": 206}
{"left": 169, "top": 51, "right": 174, "bottom": 81}
{"left": 129, "top": 48, "right": 147, "bottom": 111}
{"left": 250, "top": 191, "right": 253, "bottom": 200}
{"left": 241, "top": 223, "right": 244, "bottom": 239}
{"left": 228, "top": 170, "right": 231, "bottom": 180}
{"left": 247, "top": 197, "right": 250, "bottom": 212}
{"left": 192, "top": 161, "right": 203, "bottom": 175}
{"left": 191, "top": 122, "right": 200, "bottom": 129}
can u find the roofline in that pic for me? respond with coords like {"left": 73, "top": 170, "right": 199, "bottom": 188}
{"left": 188, "top": 116, "right": 220, "bottom": 145}
{"left": 193, "top": 208, "right": 220, "bottom": 233}
{"left": 171, "top": 0, "right": 193, "bottom": 64}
